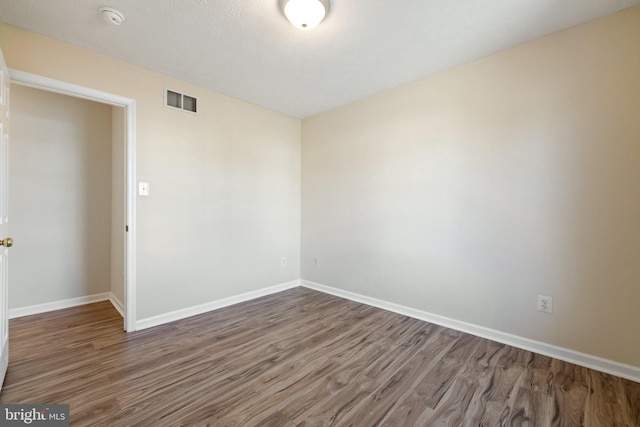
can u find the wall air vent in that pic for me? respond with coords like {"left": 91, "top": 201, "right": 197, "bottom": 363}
{"left": 165, "top": 89, "right": 198, "bottom": 114}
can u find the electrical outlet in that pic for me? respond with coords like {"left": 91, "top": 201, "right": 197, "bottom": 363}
{"left": 281, "top": 257, "right": 287, "bottom": 267}
{"left": 313, "top": 257, "right": 320, "bottom": 267}
{"left": 537, "top": 295, "right": 553, "bottom": 314}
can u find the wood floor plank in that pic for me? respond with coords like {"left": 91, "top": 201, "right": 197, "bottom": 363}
{"left": 0, "top": 288, "right": 638, "bottom": 426}
{"left": 206, "top": 310, "right": 417, "bottom": 425}
{"left": 212, "top": 320, "right": 393, "bottom": 424}
{"left": 345, "top": 347, "right": 452, "bottom": 425}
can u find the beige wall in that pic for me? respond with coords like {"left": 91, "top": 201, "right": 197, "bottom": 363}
{"left": 9, "top": 85, "right": 113, "bottom": 308}
{"left": 110, "top": 106, "right": 126, "bottom": 307}
{"left": 0, "top": 23, "right": 302, "bottom": 320}
{"left": 302, "top": 7, "right": 640, "bottom": 367}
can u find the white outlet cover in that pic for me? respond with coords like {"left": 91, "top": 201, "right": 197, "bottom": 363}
{"left": 537, "top": 295, "right": 553, "bottom": 314}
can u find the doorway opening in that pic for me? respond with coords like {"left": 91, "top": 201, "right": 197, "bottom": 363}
{"left": 9, "top": 71, "right": 136, "bottom": 331}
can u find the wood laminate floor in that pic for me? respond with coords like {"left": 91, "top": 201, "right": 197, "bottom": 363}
{"left": 0, "top": 288, "right": 638, "bottom": 426}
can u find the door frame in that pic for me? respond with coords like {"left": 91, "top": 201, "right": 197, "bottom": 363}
{"left": 9, "top": 69, "right": 137, "bottom": 332}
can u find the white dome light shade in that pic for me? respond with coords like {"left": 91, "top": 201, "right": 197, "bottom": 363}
{"left": 283, "top": 0, "right": 327, "bottom": 31}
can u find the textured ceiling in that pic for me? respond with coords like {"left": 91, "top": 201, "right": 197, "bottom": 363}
{"left": 0, "top": 0, "right": 639, "bottom": 118}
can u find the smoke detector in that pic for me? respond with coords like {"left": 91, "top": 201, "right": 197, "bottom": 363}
{"left": 99, "top": 7, "right": 125, "bottom": 26}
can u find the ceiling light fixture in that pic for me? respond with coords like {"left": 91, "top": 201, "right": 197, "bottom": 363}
{"left": 282, "top": 0, "right": 329, "bottom": 31}
{"left": 99, "top": 6, "right": 125, "bottom": 26}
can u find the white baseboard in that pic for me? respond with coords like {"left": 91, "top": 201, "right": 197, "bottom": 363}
{"left": 301, "top": 280, "right": 640, "bottom": 384}
{"left": 135, "top": 280, "right": 301, "bottom": 331}
{"left": 11, "top": 279, "right": 638, "bottom": 383}
{"left": 9, "top": 292, "right": 112, "bottom": 319}
{"left": 109, "top": 294, "right": 125, "bottom": 318}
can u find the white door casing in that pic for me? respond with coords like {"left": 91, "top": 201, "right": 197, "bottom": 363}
{"left": 0, "top": 62, "right": 138, "bottom": 389}
{"left": 0, "top": 46, "right": 11, "bottom": 390}
{"left": 8, "top": 70, "right": 137, "bottom": 333}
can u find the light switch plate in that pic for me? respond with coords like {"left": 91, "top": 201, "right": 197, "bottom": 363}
{"left": 138, "top": 182, "right": 149, "bottom": 196}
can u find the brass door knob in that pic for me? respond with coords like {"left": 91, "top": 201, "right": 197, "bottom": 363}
{"left": 0, "top": 238, "right": 13, "bottom": 248}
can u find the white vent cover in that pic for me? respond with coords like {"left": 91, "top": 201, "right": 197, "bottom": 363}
{"left": 165, "top": 89, "right": 198, "bottom": 113}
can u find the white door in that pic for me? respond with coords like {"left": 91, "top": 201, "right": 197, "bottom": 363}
{"left": 0, "top": 47, "right": 11, "bottom": 390}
